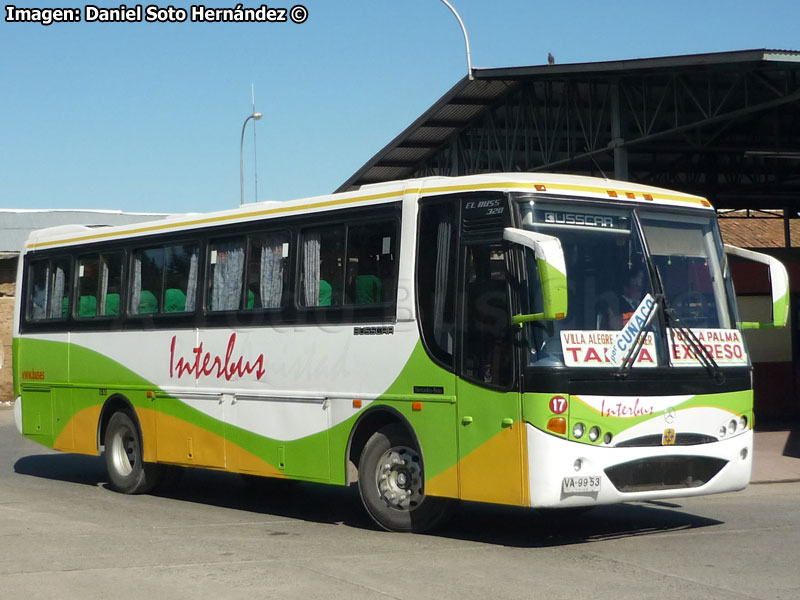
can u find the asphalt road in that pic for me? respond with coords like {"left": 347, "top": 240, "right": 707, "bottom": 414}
{"left": 1, "top": 406, "right": 798, "bottom": 600}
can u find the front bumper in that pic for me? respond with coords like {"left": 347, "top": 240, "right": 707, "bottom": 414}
{"left": 527, "top": 423, "right": 752, "bottom": 507}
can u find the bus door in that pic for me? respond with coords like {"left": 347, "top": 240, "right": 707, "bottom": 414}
{"left": 455, "top": 206, "right": 526, "bottom": 507}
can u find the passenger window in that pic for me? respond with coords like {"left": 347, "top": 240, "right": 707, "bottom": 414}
{"left": 77, "top": 252, "right": 123, "bottom": 318}
{"left": 131, "top": 243, "right": 198, "bottom": 315}
{"left": 164, "top": 244, "right": 198, "bottom": 313}
{"left": 132, "top": 248, "right": 163, "bottom": 314}
{"left": 28, "top": 260, "right": 49, "bottom": 320}
{"left": 27, "top": 256, "right": 71, "bottom": 321}
{"left": 208, "top": 238, "right": 245, "bottom": 311}
{"left": 300, "top": 221, "right": 397, "bottom": 308}
{"left": 245, "top": 233, "right": 290, "bottom": 310}
{"left": 300, "top": 226, "right": 345, "bottom": 307}
{"left": 346, "top": 222, "right": 397, "bottom": 305}
{"left": 417, "top": 202, "right": 457, "bottom": 368}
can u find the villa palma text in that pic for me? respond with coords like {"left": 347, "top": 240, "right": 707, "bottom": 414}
{"left": 4, "top": 4, "right": 309, "bottom": 25}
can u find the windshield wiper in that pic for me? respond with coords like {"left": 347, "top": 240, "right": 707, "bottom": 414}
{"left": 662, "top": 303, "right": 726, "bottom": 384}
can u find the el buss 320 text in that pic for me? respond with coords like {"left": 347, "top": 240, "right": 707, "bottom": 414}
{"left": 4, "top": 4, "right": 310, "bottom": 26}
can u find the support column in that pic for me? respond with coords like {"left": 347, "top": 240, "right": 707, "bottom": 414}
{"left": 784, "top": 211, "right": 792, "bottom": 247}
{"left": 610, "top": 83, "right": 629, "bottom": 181}
{"left": 450, "top": 139, "right": 460, "bottom": 177}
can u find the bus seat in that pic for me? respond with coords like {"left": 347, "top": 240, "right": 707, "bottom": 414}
{"left": 164, "top": 288, "right": 187, "bottom": 313}
{"left": 138, "top": 290, "right": 158, "bottom": 314}
{"left": 319, "top": 279, "right": 332, "bottom": 306}
{"left": 355, "top": 274, "right": 381, "bottom": 304}
{"left": 104, "top": 293, "right": 120, "bottom": 316}
{"left": 78, "top": 295, "right": 97, "bottom": 317}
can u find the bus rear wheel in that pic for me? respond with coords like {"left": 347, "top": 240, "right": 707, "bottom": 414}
{"left": 358, "top": 424, "right": 452, "bottom": 533}
{"left": 104, "top": 411, "right": 162, "bottom": 494}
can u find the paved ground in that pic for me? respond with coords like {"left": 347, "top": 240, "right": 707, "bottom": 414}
{"left": 1, "top": 406, "right": 800, "bottom": 600}
{"left": 752, "top": 428, "right": 800, "bottom": 483}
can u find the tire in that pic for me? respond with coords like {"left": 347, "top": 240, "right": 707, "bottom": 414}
{"left": 358, "top": 424, "right": 453, "bottom": 533}
{"left": 104, "top": 411, "right": 162, "bottom": 494}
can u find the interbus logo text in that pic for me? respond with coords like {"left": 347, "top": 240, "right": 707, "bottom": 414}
{"left": 169, "top": 333, "right": 265, "bottom": 381}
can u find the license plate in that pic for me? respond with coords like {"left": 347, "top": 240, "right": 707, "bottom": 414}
{"left": 562, "top": 475, "right": 601, "bottom": 494}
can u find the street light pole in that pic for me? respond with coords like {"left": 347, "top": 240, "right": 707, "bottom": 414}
{"left": 439, "top": 0, "right": 473, "bottom": 80}
{"left": 240, "top": 111, "right": 262, "bottom": 206}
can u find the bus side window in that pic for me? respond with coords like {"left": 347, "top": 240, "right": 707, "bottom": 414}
{"left": 346, "top": 221, "right": 397, "bottom": 305}
{"left": 164, "top": 243, "right": 199, "bottom": 313}
{"left": 27, "top": 259, "right": 48, "bottom": 320}
{"left": 28, "top": 256, "right": 72, "bottom": 321}
{"left": 208, "top": 238, "right": 245, "bottom": 312}
{"left": 77, "top": 255, "right": 100, "bottom": 318}
{"left": 51, "top": 256, "right": 72, "bottom": 319}
{"left": 299, "top": 226, "right": 345, "bottom": 307}
{"left": 77, "top": 252, "right": 124, "bottom": 319}
{"left": 131, "top": 244, "right": 198, "bottom": 316}
{"left": 245, "top": 232, "right": 289, "bottom": 310}
{"left": 100, "top": 253, "right": 123, "bottom": 316}
{"left": 131, "top": 248, "right": 164, "bottom": 315}
{"left": 416, "top": 201, "right": 457, "bottom": 369}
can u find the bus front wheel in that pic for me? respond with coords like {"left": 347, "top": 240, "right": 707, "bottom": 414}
{"left": 104, "top": 411, "right": 162, "bottom": 494}
{"left": 358, "top": 424, "right": 452, "bottom": 533}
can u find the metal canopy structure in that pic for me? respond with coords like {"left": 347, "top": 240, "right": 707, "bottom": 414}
{"left": 339, "top": 49, "right": 800, "bottom": 214}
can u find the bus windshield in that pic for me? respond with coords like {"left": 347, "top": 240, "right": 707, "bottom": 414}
{"left": 517, "top": 197, "right": 745, "bottom": 369}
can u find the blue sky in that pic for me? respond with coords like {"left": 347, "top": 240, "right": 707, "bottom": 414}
{"left": 2, "top": 0, "right": 798, "bottom": 214}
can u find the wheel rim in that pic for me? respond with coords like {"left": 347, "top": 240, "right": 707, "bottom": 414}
{"left": 374, "top": 445, "right": 423, "bottom": 511}
{"left": 110, "top": 425, "right": 136, "bottom": 477}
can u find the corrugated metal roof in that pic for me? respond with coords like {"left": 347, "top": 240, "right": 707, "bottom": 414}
{"left": 338, "top": 48, "right": 800, "bottom": 193}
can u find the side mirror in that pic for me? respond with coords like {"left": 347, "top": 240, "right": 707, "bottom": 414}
{"left": 503, "top": 227, "right": 568, "bottom": 323}
{"left": 724, "top": 244, "right": 789, "bottom": 329}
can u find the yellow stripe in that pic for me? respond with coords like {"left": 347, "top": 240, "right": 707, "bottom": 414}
{"left": 26, "top": 188, "right": 406, "bottom": 250}
{"left": 419, "top": 180, "right": 707, "bottom": 205}
{"left": 53, "top": 404, "right": 102, "bottom": 455}
{"left": 27, "top": 178, "right": 708, "bottom": 250}
{"left": 429, "top": 422, "right": 528, "bottom": 506}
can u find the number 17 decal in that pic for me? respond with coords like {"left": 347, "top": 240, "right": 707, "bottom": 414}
{"left": 549, "top": 395, "right": 568, "bottom": 414}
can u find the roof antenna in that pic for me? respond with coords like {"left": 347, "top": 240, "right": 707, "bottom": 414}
{"left": 251, "top": 84, "right": 259, "bottom": 203}
{"left": 584, "top": 146, "right": 608, "bottom": 179}
{"left": 439, "top": 0, "right": 473, "bottom": 80}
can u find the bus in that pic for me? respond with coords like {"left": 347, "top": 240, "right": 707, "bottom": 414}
{"left": 12, "top": 173, "right": 788, "bottom": 532}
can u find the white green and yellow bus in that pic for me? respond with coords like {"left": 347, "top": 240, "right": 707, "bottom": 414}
{"left": 12, "top": 173, "right": 789, "bottom": 532}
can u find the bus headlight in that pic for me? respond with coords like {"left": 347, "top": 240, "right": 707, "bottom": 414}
{"left": 588, "top": 426, "right": 601, "bottom": 442}
{"left": 573, "top": 423, "right": 585, "bottom": 439}
{"left": 739, "top": 416, "right": 748, "bottom": 430}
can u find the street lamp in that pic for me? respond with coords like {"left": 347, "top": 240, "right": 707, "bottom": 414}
{"left": 439, "top": 0, "right": 473, "bottom": 80}
{"left": 240, "top": 111, "right": 262, "bottom": 206}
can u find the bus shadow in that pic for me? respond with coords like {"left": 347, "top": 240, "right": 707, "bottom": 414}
{"left": 14, "top": 453, "right": 107, "bottom": 486}
{"left": 438, "top": 500, "right": 723, "bottom": 548}
{"left": 13, "top": 452, "right": 372, "bottom": 528}
{"left": 14, "top": 453, "right": 723, "bottom": 547}
{"left": 153, "top": 467, "right": 372, "bottom": 528}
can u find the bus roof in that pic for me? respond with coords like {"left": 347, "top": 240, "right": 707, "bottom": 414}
{"left": 23, "top": 173, "right": 711, "bottom": 252}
